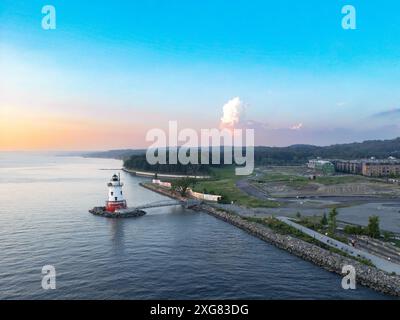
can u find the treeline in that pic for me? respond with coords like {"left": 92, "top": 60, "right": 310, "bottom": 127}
{"left": 82, "top": 149, "right": 146, "bottom": 160}
{"left": 96, "top": 137, "right": 400, "bottom": 171}
{"left": 123, "top": 153, "right": 219, "bottom": 175}
{"left": 254, "top": 138, "right": 400, "bottom": 165}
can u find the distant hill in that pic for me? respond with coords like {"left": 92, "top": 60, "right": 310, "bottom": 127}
{"left": 84, "top": 137, "right": 400, "bottom": 167}
{"left": 82, "top": 149, "right": 145, "bottom": 160}
{"left": 254, "top": 137, "right": 400, "bottom": 165}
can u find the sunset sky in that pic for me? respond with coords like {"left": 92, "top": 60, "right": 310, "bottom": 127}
{"left": 1, "top": 0, "right": 400, "bottom": 150}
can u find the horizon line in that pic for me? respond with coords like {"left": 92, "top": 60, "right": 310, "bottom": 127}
{"left": 2, "top": 136, "right": 400, "bottom": 153}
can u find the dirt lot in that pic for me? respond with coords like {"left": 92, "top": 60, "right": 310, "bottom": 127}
{"left": 250, "top": 166, "right": 400, "bottom": 198}
{"left": 232, "top": 166, "right": 400, "bottom": 234}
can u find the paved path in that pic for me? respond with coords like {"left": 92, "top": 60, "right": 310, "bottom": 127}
{"left": 276, "top": 216, "right": 400, "bottom": 275}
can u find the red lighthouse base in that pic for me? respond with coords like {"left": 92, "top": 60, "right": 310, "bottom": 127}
{"left": 105, "top": 200, "right": 127, "bottom": 213}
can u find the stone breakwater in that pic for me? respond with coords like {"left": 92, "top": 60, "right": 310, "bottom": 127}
{"left": 201, "top": 204, "right": 400, "bottom": 297}
{"left": 89, "top": 207, "right": 146, "bottom": 218}
{"left": 140, "top": 182, "right": 400, "bottom": 296}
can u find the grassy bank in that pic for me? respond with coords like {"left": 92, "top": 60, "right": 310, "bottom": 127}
{"left": 256, "top": 171, "right": 375, "bottom": 187}
{"left": 191, "top": 167, "right": 280, "bottom": 208}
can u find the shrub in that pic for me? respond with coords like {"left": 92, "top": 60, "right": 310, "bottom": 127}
{"left": 344, "top": 225, "right": 365, "bottom": 235}
{"left": 366, "top": 215, "right": 380, "bottom": 239}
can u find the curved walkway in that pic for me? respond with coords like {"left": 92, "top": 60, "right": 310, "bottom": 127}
{"left": 276, "top": 216, "right": 400, "bottom": 275}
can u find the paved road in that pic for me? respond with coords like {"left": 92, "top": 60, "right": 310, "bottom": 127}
{"left": 276, "top": 216, "right": 400, "bottom": 275}
{"left": 235, "top": 179, "right": 272, "bottom": 200}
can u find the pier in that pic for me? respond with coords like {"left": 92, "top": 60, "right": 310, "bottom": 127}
{"left": 134, "top": 199, "right": 201, "bottom": 210}
{"left": 89, "top": 199, "right": 202, "bottom": 218}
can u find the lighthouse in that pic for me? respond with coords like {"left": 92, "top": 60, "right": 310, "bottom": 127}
{"left": 89, "top": 173, "right": 145, "bottom": 218}
{"left": 105, "top": 173, "right": 127, "bottom": 212}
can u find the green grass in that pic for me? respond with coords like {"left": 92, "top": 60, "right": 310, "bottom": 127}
{"left": 192, "top": 166, "right": 280, "bottom": 208}
{"left": 209, "top": 166, "right": 238, "bottom": 179}
{"left": 245, "top": 216, "right": 319, "bottom": 243}
{"left": 390, "top": 239, "right": 400, "bottom": 249}
{"left": 257, "top": 171, "right": 381, "bottom": 187}
{"left": 381, "top": 234, "right": 400, "bottom": 249}
{"left": 296, "top": 215, "right": 350, "bottom": 244}
{"left": 315, "top": 175, "right": 373, "bottom": 185}
{"left": 255, "top": 173, "right": 309, "bottom": 188}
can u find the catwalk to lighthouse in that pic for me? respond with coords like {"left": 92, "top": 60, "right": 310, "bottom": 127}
{"left": 89, "top": 173, "right": 146, "bottom": 218}
{"left": 106, "top": 174, "right": 127, "bottom": 212}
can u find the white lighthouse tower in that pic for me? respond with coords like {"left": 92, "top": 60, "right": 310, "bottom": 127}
{"left": 105, "top": 173, "right": 127, "bottom": 212}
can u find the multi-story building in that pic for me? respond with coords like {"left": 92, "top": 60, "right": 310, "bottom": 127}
{"left": 334, "top": 157, "right": 400, "bottom": 177}
{"left": 362, "top": 160, "right": 400, "bottom": 177}
{"left": 307, "top": 159, "right": 335, "bottom": 175}
{"left": 333, "top": 160, "right": 362, "bottom": 175}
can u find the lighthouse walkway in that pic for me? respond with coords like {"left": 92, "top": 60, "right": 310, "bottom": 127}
{"left": 134, "top": 199, "right": 201, "bottom": 210}
{"left": 90, "top": 200, "right": 201, "bottom": 218}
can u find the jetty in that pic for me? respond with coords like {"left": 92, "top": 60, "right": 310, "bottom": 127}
{"left": 89, "top": 199, "right": 201, "bottom": 218}
{"left": 89, "top": 207, "right": 146, "bottom": 218}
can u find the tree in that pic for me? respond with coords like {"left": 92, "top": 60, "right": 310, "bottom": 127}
{"left": 171, "top": 177, "right": 197, "bottom": 197}
{"left": 367, "top": 215, "right": 380, "bottom": 238}
{"left": 344, "top": 225, "right": 364, "bottom": 235}
{"left": 218, "top": 194, "right": 231, "bottom": 204}
{"left": 383, "top": 231, "right": 393, "bottom": 242}
{"left": 328, "top": 208, "right": 339, "bottom": 234}
{"left": 321, "top": 213, "right": 328, "bottom": 226}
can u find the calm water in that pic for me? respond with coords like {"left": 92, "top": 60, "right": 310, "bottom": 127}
{"left": 0, "top": 153, "right": 390, "bottom": 299}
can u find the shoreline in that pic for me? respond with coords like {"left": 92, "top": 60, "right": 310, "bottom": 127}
{"left": 140, "top": 181, "right": 400, "bottom": 297}
{"left": 122, "top": 168, "right": 210, "bottom": 179}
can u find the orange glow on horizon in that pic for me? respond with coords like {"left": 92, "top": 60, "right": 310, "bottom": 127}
{"left": 0, "top": 106, "right": 148, "bottom": 151}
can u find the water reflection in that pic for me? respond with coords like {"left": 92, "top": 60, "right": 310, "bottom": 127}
{"left": 109, "top": 219, "right": 125, "bottom": 250}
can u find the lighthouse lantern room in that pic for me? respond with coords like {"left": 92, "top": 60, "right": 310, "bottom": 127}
{"left": 105, "top": 173, "right": 127, "bottom": 212}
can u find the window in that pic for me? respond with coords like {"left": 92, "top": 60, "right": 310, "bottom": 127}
{"left": 120, "top": 191, "right": 122, "bottom": 195}
{"left": 111, "top": 192, "right": 114, "bottom": 196}
{"left": 115, "top": 197, "right": 118, "bottom": 201}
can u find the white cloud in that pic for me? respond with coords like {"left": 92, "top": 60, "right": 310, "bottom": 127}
{"left": 290, "top": 123, "right": 303, "bottom": 130}
{"left": 220, "top": 97, "right": 245, "bottom": 129}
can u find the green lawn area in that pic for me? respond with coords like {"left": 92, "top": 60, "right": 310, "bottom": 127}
{"left": 256, "top": 171, "right": 379, "bottom": 187}
{"left": 315, "top": 175, "right": 374, "bottom": 185}
{"left": 192, "top": 166, "right": 280, "bottom": 208}
{"left": 255, "top": 172, "right": 309, "bottom": 188}
{"left": 389, "top": 239, "right": 400, "bottom": 249}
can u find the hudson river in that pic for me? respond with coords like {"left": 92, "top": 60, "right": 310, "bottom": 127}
{"left": 0, "top": 153, "right": 389, "bottom": 299}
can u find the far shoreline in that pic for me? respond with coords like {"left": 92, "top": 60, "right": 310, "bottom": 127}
{"left": 122, "top": 167, "right": 210, "bottom": 179}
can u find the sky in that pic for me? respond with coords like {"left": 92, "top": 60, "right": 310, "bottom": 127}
{"left": 1, "top": 0, "right": 400, "bottom": 150}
